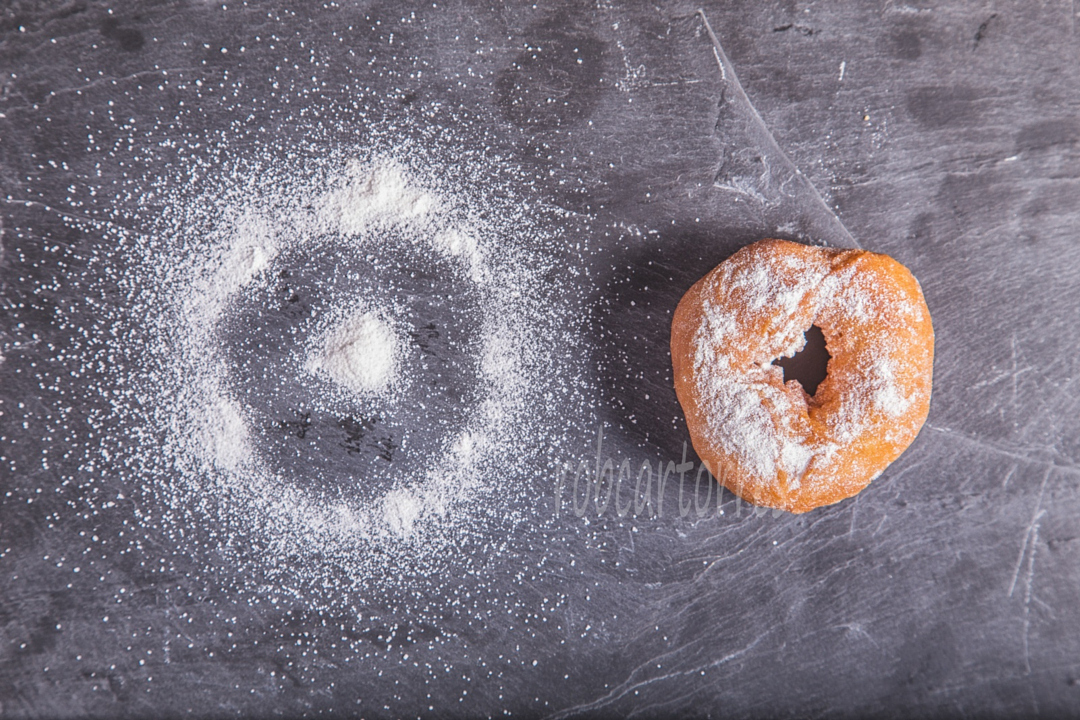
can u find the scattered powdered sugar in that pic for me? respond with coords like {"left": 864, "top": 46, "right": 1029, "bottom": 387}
{"left": 196, "top": 394, "right": 253, "bottom": 474}
{"left": 322, "top": 160, "right": 438, "bottom": 234}
{"left": 221, "top": 210, "right": 279, "bottom": 288}
{"left": 168, "top": 154, "right": 539, "bottom": 545}
{"left": 65, "top": 115, "right": 587, "bottom": 619}
{"left": 433, "top": 227, "right": 487, "bottom": 283}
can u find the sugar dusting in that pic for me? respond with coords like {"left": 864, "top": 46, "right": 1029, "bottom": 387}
{"left": 692, "top": 249, "right": 841, "bottom": 486}
{"left": 61, "top": 116, "right": 587, "bottom": 630}
{"left": 322, "top": 160, "right": 438, "bottom": 234}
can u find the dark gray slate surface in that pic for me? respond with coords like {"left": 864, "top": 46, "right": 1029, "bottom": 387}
{"left": 2, "top": 0, "right": 1080, "bottom": 717}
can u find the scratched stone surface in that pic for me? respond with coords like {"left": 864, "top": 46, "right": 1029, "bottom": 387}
{"left": 2, "top": 0, "right": 1080, "bottom": 717}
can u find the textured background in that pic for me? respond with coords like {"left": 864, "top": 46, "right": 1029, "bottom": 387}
{"left": 2, "top": 0, "right": 1080, "bottom": 717}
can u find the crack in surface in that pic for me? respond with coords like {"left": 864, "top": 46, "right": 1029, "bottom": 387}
{"left": 696, "top": 8, "right": 860, "bottom": 250}
{"left": 545, "top": 632, "right": 768, "bottom": 719}
{"left": 925, "top": 423, "right": 1080, "bottom": 477}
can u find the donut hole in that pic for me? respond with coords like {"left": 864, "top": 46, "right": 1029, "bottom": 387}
{"left": 773, "top": 324, "right": 831, "bottom": 397}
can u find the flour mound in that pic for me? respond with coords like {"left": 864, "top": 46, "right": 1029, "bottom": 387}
{"left": 308, "top": 311, "right": 400, "bottom": 396}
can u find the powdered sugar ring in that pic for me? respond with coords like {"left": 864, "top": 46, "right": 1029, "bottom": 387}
{"left": 159, "top": 155, "right": 543, "bottom": 561}
{"left": 670, "top": 238, "right": 934, "bottom": 513}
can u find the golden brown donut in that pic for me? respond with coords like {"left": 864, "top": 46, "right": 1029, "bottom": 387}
{"left": 670, "top": 239, "right": 934, "bottom": 513}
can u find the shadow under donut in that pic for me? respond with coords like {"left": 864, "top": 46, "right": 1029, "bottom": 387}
{"left": 590, "top": 226, "right": 836, "bottom": 463}
{"left": 590, "top": 225, "right": 748, "bottom": 459}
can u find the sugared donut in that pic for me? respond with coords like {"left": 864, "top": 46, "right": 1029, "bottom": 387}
{"left": 670, "top": 238, "right": 934, "bottom": 513}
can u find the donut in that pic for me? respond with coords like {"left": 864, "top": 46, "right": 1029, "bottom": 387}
{"left": 670, "top": 238, "right": 934, "bottom": 513}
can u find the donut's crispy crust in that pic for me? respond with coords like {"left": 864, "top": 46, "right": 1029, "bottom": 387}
{"left": 671, "top": 239, "right": 934, "bottom": 513}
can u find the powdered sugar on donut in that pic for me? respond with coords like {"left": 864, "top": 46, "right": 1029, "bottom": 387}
{"left": 692, "top": 248, "right": 840, "bottom": 486}
{"left": 868, "top": 357, "right": 912, "bottom": 418}
{"left": 689, "top": 242, "right": 921, "bottom": 495}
